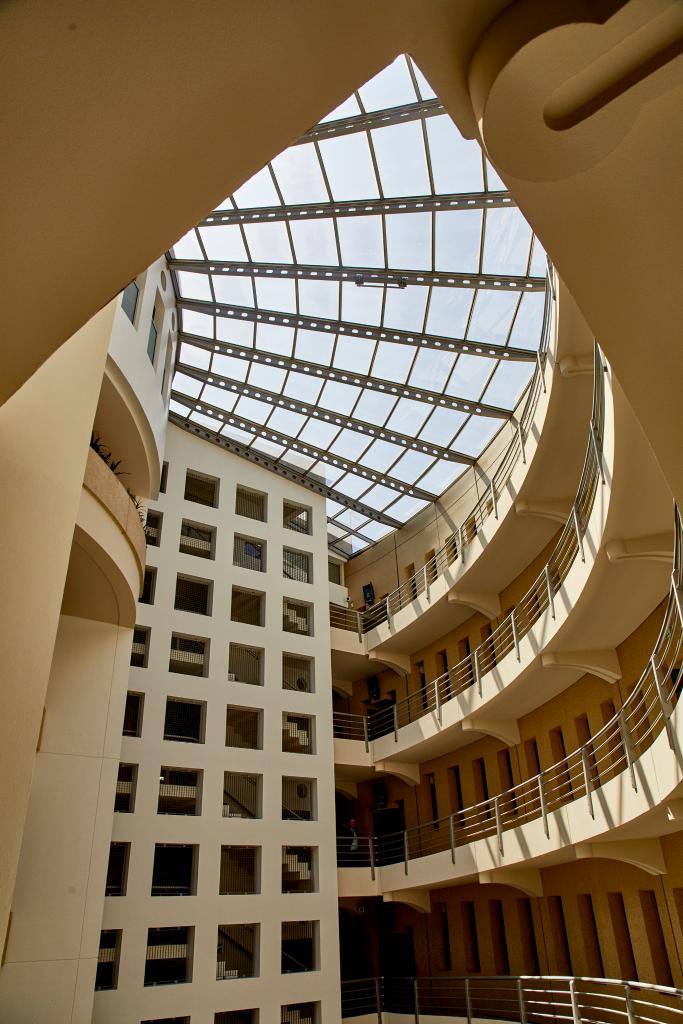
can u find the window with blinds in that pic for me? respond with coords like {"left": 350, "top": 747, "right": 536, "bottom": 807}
{"left": 282, "top": 777, "right": 316, "bottom": 821}
{"left": 216, "top": 924, "right": 258, "bottom": 980}
{"left": 145, "top": 510, "right": 162, "bottom": 547}
{"left": 282, "top": 713, "right": 315, "bottom": 754}
{"left": 281, "top": 921, "right": 317, "bottom": 973}
{"left": 228, "top": 644, "right": 263, "bottom": 686}
{"left": 163, "top": 698, "right": 205, "bottom": 744}
{"left": 174, "top": 575, "right": 211, "bottom": 615}
{"left": 223, "top": 771, "right": 261, "bottom": 819}
{"left": 215, "top": 1011, "right": 258, "bottom": 1024}
{"left": 283, "top": 548, "right": 312, "bottom": 583}
{"left": 234, "top": 535, "right": 265, "bottom": 572}
{"left": 114, "top": 764, "right": 137, "bottom": 813}
{"left": 158, "top": 767, "right": 201, "bottom": 815}
{"left": 282, "top": 654, "right": 314, "bottom": 693}
{"left": 283, "top": 501, "right": 311, "bottom": 535}
{"left": 235, "top": 486, "right": 266, "bottom": 522}
{"left": 328, "top": 560, "right": 342, "bottom": 585}
{"left": 231, "top": 588, "right": 265, "bottom": 626}
{"left": 131, "top": 626, "right": 150, "bottom": 668}
{"left": 180, "top": 520, "right": 214, "bottom": 559}
{"left": 281, "top": 1004, "right": 317, "bottom": 1024}
{"left": 225, "top": 706, "right": 262, "bottom": 749}
{"left": 169, "top": 634, "right": 208, "bottom": 677}
{"left": 283, "top": 599, "right": 313, "bottom": 636}
{"left": 219, "top": 846, "right": 260, "bottom": 895}
{"left": 184, "top": 469, "right": 219, "bottom": 507}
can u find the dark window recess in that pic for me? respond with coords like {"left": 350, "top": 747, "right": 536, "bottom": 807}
{"left": 121, "top": 281, "right": 139, "bottom": 323}
{"left": 282, "top": 654, "right": 313, "bottom": 693}
{"left": 114, "top": 764, "right": 136, "bottom": 812}
{"left": 217, "top": 924, "right": 258, "bottom": 980}
{"left": 123, "top": 692, "right": 143, "bottom": 737}
{"left": 146, "top": 510, "right": 162, "bottom": 547}
{"left": 151, "top": 844, "right": 195, "bottom": 896}
{"left": 608, "top": 892, "right": 637, "bottom": 980}
{"left": 223, "top": 771, "right": 261, "bottom": 820}
{"left": 226, "top": 707, "right": 261, "bottom": 750}
{"left": 282, "top": 714, "right": 314, "bottom": 754}
{"left": 517, "top": 898, "right": 540, "bottom": 974}
{"left": 174, "top": 576, "right": 211, "bottom": 615}
{"left": 281, "top": 1004, "right": 317, "bottom": 1024}
{"left": 219, "top": 846, "right": 259, "bottom": 895}
{"left": 215, "top": 1012, "right": 258, "bottom": 1024}
{"left": 426, "top": 772, "right": 439, "bottom": 827}
{"left": 158, "top": 767, "right": 201, "bottom": 815}
{"left": 437, "top": 902, "right": 452, "bottom": 971}
{"left": 184, "top": 470, "right": 218, "bottom": 507}
{"left": 234, "top": 535, "right": 265, "bottom": 571}
{"left": 180, "top": 521, "right": 214, "bottom": 559}
{"left": 130, "top": 627, "right": 149, "bottom": 668}
{"left": 95, "top": 930, "right": 121, "bottom": 990}
{"left": 283, "top": 502, "right": 311, "bottom": 535}
{"left": 328, "top": 561, "right": 342, "bottom": 585}
{"left": 164, "top": 699, "right": 203, "bottom": 743}
{"left": 282, "top": 847, "right": 315, "bottom": 894}
{"left": 283, "top": 548, "right": 311, "bottom": 583}
{"left": 548, "top": 895, "right": 573, "bottom": 974}
{"left": 472, "top": 757, "right": 490, "bottom": 815}
{"left": 144, "top": 927, "right": 192, "bottom": 986}
{"left": 451, "top": 764, "right": 465, "bottom": 825}
{"left": 639, "top": 889, "right": 674, "bottom": 986}
{"left": 235, "top": 486, "right": 266, "bottom": 522}
{"left": 490, "top": 900, "right": 510, "bottom": 974}
{"left": 283, "top": 599, "right": 312, "bottom": 636}
{"left": 159, "top": 461, "right": 169, "bottom": 493}
{"left": 141, "top": 567, "right": 156, "bottom": 605}
{"left": 142, "top": 1018, "right": 190, "bottom": 1024}
{"left": 577, "top": 893, "right": 604, "bottom": 976}
{"left": 105, "top": 843, "right": 129, "bottom": 896}
{"left": 282, "top": 777, "right": 315, "bottom": 821}
{"left": 461, "top": 901, "right": 480, "bottom": 973}
{"left": 231, "top": 588, "right": 264, "bottom": 626}
{"left": 282, "top": 921, "right": 316, "bottom": 973}
{"left": 228, "top": 644, "right": 262, "bottom": 686}
{"left": 147, "top": 311, "right": 158, "bottom": 363}
{"left": 169, "top": 634, "right": 207, "bottom": 677}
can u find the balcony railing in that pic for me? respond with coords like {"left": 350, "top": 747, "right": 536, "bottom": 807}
{"left": 330, "top": 275, "right": 555, "bottom": 638}
{"left": 337, "top": 506, "right": 682, "bottom": 873}
{"left": 341, "top": 975, "right": 683, "bottom": 1024}
{"left": 333, "top": 342, "right": 606, "bottom": 744}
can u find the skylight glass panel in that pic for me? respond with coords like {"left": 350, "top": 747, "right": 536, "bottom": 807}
{"left": 202, "top": 385, "right": 239, "bottom": 412}
{"left": 333, "top": 335, "right": 375, "bottom": 374}
{"left": 320, "top": 94, "right": 361, "bottom": 122}
{"left": 172, "top": 371, "right": 202, "bottom": 398}
{"left": 352, "top": 391, "right": 397, "bottom": 426}
{"left": 299, "top": 279, "right": 339, "bottom": 319}
{"left": 467, "top": 291, "right": 519, "bottom": 345}
{"left": 280, "top": 449, "right": 317, "bottom": 472}
{"left": 409, "top": 60, "right": 437, "bottom": 101}
{"left": 199, "top": 225, "right": 248, "bottom": 261}
{"left": 387, "top": 494, "right": 429, "bottom": 522}
{"left": 212, "top": 353, "right": 248, "bottom": 381}
{"left": 243, "top": 221, "right": 293, "bottom": 262}
{"left": 330, "top": 428, "right": 372, "bottom": 462}
{"left": 172, "top": 229, "right": 204, "bottom": 259}
{"left": 386, "top": 397, "right": 431, "bottom": 434}
{"left": 372, "top": 122, "right": 430, "bottom": 197}
{"left": 295, "top": 329, "right": 335, "bottom": 364}
{"left": 346, "top": 535, "right": 372, "bottom": 554}
{"left": 254, "top": 322, "right": 295, "bottom": 355}
{"left": 247, "top": 362, "right": 287, "bottom": 393}
{"left": 327, "top": 521, "right": 349, "bottom": 540}
{"left": 359, "top": 55, "right": 417, "bottom": 110}
{"left": 290, "top": 219, "right": 338, "bottom": 265}
{"left": 360, "top": 520, "right": 395, "bottom": 542}
{"left": 177, "top": 271, "right": 212, "bottom": 301}
{"left": 417, "top": 460, "right": 467, "bottom": 495}
{"left": 391, "top": 449, "right": 435, "bottom": 484}
{"left": 446, "top": 354, "right": 495, "bottom": 400}
{"left": 298, "top": 419, "right": 340, "bottom": 449}
{"left": 341, "top": 281, "right": 383, "bottom": 326}
{"left": 360, "top": 484, "right": 398, "bottom": 511}
{"left": 371, "top": 341, "right": 415, "bottom": 383}
{"left": 213, "top": 276, "right": 254, "bottom": 307}
{"left": 181, "top": 309, "right": 213, "bottom": 338}
{"left": 319, "top": 134, "right": 379, "bottom": 200}
{"left": 509, "top": 292, "right": 546, "bottom": 349}
{"left": 455, "top": 415, "right": 504, "bottom": 457}
{"left": 530, "top": 238, "right": 547, "bottom": 278}
{"left": 360, "top": 438, "right": 404, "bottom": 472}
{"left": 267, "top": 407, "right": 306, "bottom": 436}
{"left": 337, "top": 215, "right": 384, "bottom": 268}
{"left": 254, "top": 277, "right": 297, "bottom": 314}
{"left": 485, "top": 160, "right": 507, "bottom": 191}
{"left": 334, "top": 473, "right": 373, "bottom": 499}
{"left": 408, "top": 349, "right": 456, "bottom": 391}
{"left": 426, "top": 289, "right": 474, "bottom": 339}
{"left": 179, "top": 342, "right": 211, "bottom": 370}
{"left": 249, "top": 437, "right": 284, "bottom": 459}
{"left": 426, "top": 116, "right": 484, "bottom": 193}
{"left": 190, "top": 410, "right": 220, "bottom": 431}
{"left": 283, "top": 371, "right": 324, "bottom": 404}
{"left": 334, "top": 509, "right": 371, "bottom": 531}
{"left": 169, "top": 398, "right": 189, "bottom": 418}
{"left": 319, "top": 380, "right": 361, "bottom": 415}
{"left": 418, "top": 406, "right": 466, "bottom": 446}
{"left": 385, "top": 211, "right": 431, "bottom": 270}
{"left": 482, "top": 361, "right": 534, "bottom": 408}
{"left": 233, "top": 166, "right": 281, "bottom": 208}
{"left": 482, "top": 209, "right": 533, "bottom": 275}
{"left": 272, "top": 143, "right": 328, "bottom": 204}
{"left": 234, "top": 396, "right": 272, "bottom": 425}
{"left": 383, "top": 285, "right": 429, "bottom": 332}
{"left": 435, "top": 210, "right": 482, "bottom": 272}
{"left": 216, "top": 317, "right": 254, "bottom": 345}
{"left": 311, "top": 462, "right": 345, "bottom": 486}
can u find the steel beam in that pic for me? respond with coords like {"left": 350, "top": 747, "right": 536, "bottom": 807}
{"left": 169, "top": 390, "right": 433, "bottom": 502}
{"left": 175, "top": 361, "right": 476, "bottom": 466}
{"left": 176, "top": 299, "right": 538, "bottom": 362}
{"left": 299, "top": 98, "right": 443, "bottom": 144}
{"left": 200, "top": 190, "right": 516, "bottom": 227}
{"left": 177, "top": 331, "right": 512, "bottom": 420}
{"left": 170, "top": 257, "right": 545, "bottom": 292}
{"left": 168, "top": 411, "right": 400, "bottom": 528}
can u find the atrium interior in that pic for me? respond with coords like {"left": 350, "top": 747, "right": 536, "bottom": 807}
{"left": 1, "top": 3, "right": 683, "bottom": 1024}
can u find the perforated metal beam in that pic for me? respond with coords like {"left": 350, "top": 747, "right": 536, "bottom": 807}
{"left": 177, "top": 331, "right": 513, "bottom": 420}
{"left": 170, "top": 258, "right": 545, "bottom": 292}
{"left": 175, "top": 361, "right": 476, "bottom": 466}
{"left": 168, "top": 410, "right": 402, "bottom": 528}
{"left": 176, "top": 299, "right": 538, "bottom": 361}
{"left": 170, "top": 391, "right": 436, "bottom": 502}
{"left": 200, "top": 190, "right": 516, "bottom": 227}
{"left": 299, "top": 98, "right": 443, "bottom": 143}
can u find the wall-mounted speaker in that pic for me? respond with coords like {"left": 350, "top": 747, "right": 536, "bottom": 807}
{"left": 362, "top": 582, "right": 375, "bottom": 606}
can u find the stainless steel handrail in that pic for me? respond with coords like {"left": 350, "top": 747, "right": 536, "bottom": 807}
{"left": 337, "top": 503, "right": 681, "bottom": 870}
{"left": 330, "top": 268, "right": 556, "bottom": 638}
{"left": 333, "top": 343, "right": 606, "bottom": 745}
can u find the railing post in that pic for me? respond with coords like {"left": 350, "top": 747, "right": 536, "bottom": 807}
{"left": 464, "top": 977, "right": 473, "bottom": 1024}
{"left": 490, "top": 480, "right": 498, "bottom": 520}
{"left": 393, "top": 704, "right": 399, "bottom": 743}
{"left": 403, "top": 831, "right": 409, "bottom": 875}
{"left": 423, "top": 564, "right": 430, "bottom": 602}
{"left": 537, "top": 350, "right": 546, "bottom": 393}
{"left": 569, "top": 977, "right": 581, "bottom": 1024}
{"left": 651, "top": 656, "right": 675, "bottom": 750}
{"left": 385, "top": 596, "right": 392, "bottom": 629}
{"left": 374, "top": 977, "right": 382, "bottom": 1024}
{"left": 517, "top": 979, "right": 527, "bottom": 1024}
{"left": 590, "top": 420, "right": 605, "bottom": 484}
{"left": 369, "top": 836, "right": 376, "bottom": 882}
{"left": 460, "top": 525, "right": 466, "bottom": 566}
{"left": 363, "top": 715, "right": 369, "bottom": 754}
{"left": 545, "top": 564, "right": 555, "bottom": 619}
{"left": 539, "top": 772, "right": 549, "bottom": 838}
{"left": 581, "top": 746, "right": 594, "bottom": 818}
{"left": 573, "top": 506, "right": 585, "bottom": 562}
{"left": 518, "top": 421, "right": 527, "bottom": 464}
{"left": 356, "top": 609, "right": 363, "bottom": 642}
{"left": 473, "top": 649, "right": 481, "bottom": 697}
{"left": 511, "top": 608, "right": 520, "bottom": 661}
{"left": 449, "top": 813, "right": 456, "bottom": 864}
{"left": 413, "top": 977, "right": 420, "bottom": 1024}
{"left": 494, "top": 795, "right": 503, "bottom": 856}
{"left": 434, "top": 677, "right": 442, "bottom": 725}
{"left": 623, "top": 982, "right": 638, "bottom": 1024}
{"left": 619, "top": 709, "right": 638, "bottom": 791}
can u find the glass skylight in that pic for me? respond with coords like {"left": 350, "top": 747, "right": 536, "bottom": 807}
{"left": 167, "top": 54, "right": 548, "bottom": 557}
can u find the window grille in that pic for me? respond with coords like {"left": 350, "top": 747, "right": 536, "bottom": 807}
{"left": 164, "top": 699, "right": 204, "bottom": 744}
{"left": 283, "top": 502, "right": 311, "bottom": 535}
{"left": 231, "top": 588, "right": 264, "bottom": 626}
{"left": 283, "top": 548, "right": 312, "bottom": 583}
{"left": 131, "top": 627, "right": 149, "bottom": 668}
{"left": 114, "top": 763, "right": 137, "bottom": 812}
{"left": 216, "top": 924, "right": 258, "bottom": 980}
{"left": 282, "top": 777, "right": 315, "bottom": 821}
{"left": 235, "top": 486, "right": 266, "bottom": 522}
{"left": 169, "top": 634, "right": 207, "bottom": 677}
{"left": 328, "top": 560, "right": 342, "bottom": 585}
{"left": 283, "top": 599, "right": 312, "bottom": 636}
{"left": 184, "top": 470, "right": 218, "bottom": 507}
{"left": 223, "top": 771, "right": 261, "bottom": 819}
{"left": 281, "top": 1003, "right": 317, "bottom": 1024}
{"left": 233, "top": 535, "right": 265, "bottom": 572}
{"left": 219, "top": 847, "right": 259, "bottom": 895}
{"left": 180, "top": 521, "right": 214, "bottom": 558}
{"left": 141, "top": 566, "right": 156, "bottom": 604}
{"left": 151, "top": 844, "right": 196, "bottom": 896}
{"left": 105, "top": 843, "right": 129, "bottom": 896}
{"left": 174, "top": 575, "right": 211, "bottom": 615}
{"left": 121, "top": 280, "right": 139, "bottom": 323}
{"left": 96, "top": 930, "right": 121, "bottom": 990}
{"left": 158, "top": 768, "right": 201, "bottom": 815}
{"left": 142, "top": 1018, "right": 189, "bottom": 1024}
{"left": 122, "top": 692, "right": 143, "bottom": 736}
{"left": 215, "top": 1012, "right": 257, "bottom": 1024}
{"left": 225, "top": 706, "right": 261, "bottom": 749}
{"left": 229, "top": 644, "right": 263, "bottom": 686}
{"left": 281, "top": 921, "right": 316, "bottom": 973}
{"left": 145, "top": 927, "right": 192, "bottom": 986}
{"left": 282, "top": 713, "right": 314, "bottom": 754}
{"left": 159, "top": 460, "right": 169, "bottom": 493}
{"left": 282, "top": 847, "right": 315, "bottom": 894}
{"left": 282, "top": 654, "right": 313, "bottom": 693}
{"left": 146, "top": 510, "right": 162, "bottom": 547}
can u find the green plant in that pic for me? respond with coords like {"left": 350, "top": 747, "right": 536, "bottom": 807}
{"left": 90, "top": 433, "right": 145, "bottom": 524}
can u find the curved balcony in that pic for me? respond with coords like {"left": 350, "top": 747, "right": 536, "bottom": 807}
{"left": 333, "top": 344, "right": 610, "bottom": 758}
{"left": 341, "top": 975, "right": 683, "bottom": 1024}
{"left": 336, "top": 509, "right": 683, "bottom": 893}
